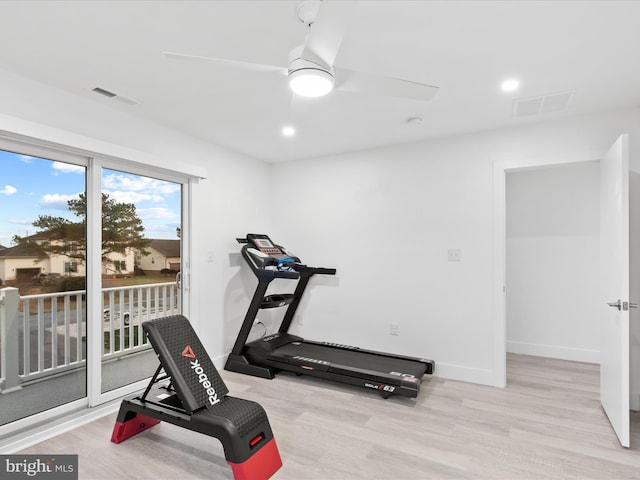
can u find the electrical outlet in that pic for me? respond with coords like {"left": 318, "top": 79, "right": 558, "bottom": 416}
{"left": 390, "top": 323, "right": 400, "bottom": 336}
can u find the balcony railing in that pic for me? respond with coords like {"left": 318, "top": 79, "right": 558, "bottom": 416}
{"left": 0, "top": 282, "right": 179, "bottom": 392}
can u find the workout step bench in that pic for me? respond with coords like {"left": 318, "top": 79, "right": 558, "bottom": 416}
{"left": 111, "top": 314, "right": 282, "bottom": 480}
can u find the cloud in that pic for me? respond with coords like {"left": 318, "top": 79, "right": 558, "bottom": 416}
{"left": 106, "top": 190, "right": 154, "bottom": 204}
{"left": 9, "top": 219, "right": 33, "bottom": 225}
{"left": 18, "top": 155, "right": 34, "bottom": 163}
{"left": 39, "top": 193, "right": 81, "bottom": 210}
{"left": 144, "top": 222, "right": 181, "bottom": 239}
{"left": 0, "top": 185, "right": 17, "bottom": 195}
{"left": 137, "top": 207, "right": 178, "bottom": 220}
{"left": 103, "top": 173, "right": 180, "bottom": 197}
{"left": 52, "top": 161, "right": 85, "bottom": 174}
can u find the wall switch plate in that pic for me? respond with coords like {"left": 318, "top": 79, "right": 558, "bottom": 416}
{"left": 206, "top": 251, "right": 214, "bottom": 262}
{"left": 390, "top": 323, "right": 400, "bottom": 336}
{"left": 448, "top": 248, "right": 461, "bottom": 261}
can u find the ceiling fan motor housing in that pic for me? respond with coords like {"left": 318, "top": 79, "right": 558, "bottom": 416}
{"left": 287, "top": 45, "right": 335, "bottom": 97}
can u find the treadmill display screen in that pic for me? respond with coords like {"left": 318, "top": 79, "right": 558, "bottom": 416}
{"left": 255, "top": 238, "right": 273, "bottom": 248}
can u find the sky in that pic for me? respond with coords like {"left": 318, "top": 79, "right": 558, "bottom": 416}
{"left": 0, "top": 149, "right": 181, "bottom": 247}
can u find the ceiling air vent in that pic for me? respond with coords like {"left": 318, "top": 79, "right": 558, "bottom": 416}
{"left": 92, "top": 87, "right": 116, "bottom": 98}
{"left": 92, "top": 86, "right": 138, "bottom": 106}
{"left": 513, "top": 90, "right": 575, "bottom": 118}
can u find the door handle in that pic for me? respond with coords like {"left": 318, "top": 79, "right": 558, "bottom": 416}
{"left": 606, "top": 300, "right": 639, "bottom": 311}
{"left": 608, "top": 300, "right": 622, "bottom": 310}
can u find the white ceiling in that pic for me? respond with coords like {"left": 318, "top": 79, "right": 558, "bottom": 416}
{"left": 0, "top": 0, "right": 639, "bottom": 163}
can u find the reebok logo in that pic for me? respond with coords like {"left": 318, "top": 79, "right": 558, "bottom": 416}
{"left": 181, "top": 345, "right": 195, "bottom": 358}
{"left": 189, "top": 358, "right": 221, "bottom": 406}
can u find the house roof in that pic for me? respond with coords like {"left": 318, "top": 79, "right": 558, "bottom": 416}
{"left": 21, "top": 231, "right": 56, "bottom": 241}
{"left": 148, "top": 239, "right": 180, "bottom": 257}
{"left": 0, "top": 244, "right": 43, "bottom": 258}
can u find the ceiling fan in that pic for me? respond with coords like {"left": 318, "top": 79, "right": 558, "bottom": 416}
{"left": 163, "top": 0, "right": 438, "bottom": 102}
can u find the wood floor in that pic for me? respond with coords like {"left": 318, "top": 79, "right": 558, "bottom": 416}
{"left": 17, "top": 354, "right": 640, "bottom": 479}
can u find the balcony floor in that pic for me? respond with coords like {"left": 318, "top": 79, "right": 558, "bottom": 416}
{"left": 0, "top": 350, "right": 157, "bottom": 426}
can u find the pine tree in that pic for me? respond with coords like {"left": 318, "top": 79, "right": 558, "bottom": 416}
{"left": 12, "top": 193, "right": 150, "bottom": 266}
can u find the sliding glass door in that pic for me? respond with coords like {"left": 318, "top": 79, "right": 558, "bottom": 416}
{"left": 0, "top": 137, "right": 192, "bottom": 430}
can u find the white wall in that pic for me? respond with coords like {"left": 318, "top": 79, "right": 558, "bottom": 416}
{"left": 506, "top": 163, "right": 600, "bottom": 363}
{"left": 270, "top": 108, "right": 640, "bottom": 386}
{"left": 0, "top": 67, "right": 271, "bottom": 363}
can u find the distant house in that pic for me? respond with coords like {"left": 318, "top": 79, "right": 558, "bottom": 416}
{"left": 1, "top": 245, "right": 37, "bottom": 281}
{"left": 0, "top": 243, "right": 81, "bottom": 281}
{"left": 0, "top": 244, "right": 4, "bottom": 284}
{"left": 0, "top": 232, "right": 136, "bottom": 281}
{"left": 138, "top": 239, "right": 180, "bottom": 273}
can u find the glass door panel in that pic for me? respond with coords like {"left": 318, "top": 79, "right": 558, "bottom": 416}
{"left": 0, "top": 150, "right": 87, "bottom": 425}
{"left": 99, "top": 168, "right": 181, "bottom": 393}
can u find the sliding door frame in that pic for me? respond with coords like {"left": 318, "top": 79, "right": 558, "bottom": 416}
{"left": 0, "top": 132, "right": 196, "bottom": 422}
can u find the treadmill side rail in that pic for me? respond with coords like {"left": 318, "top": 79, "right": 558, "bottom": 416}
{"left": 308, "top": 339, "right": 436, "bottom": 375}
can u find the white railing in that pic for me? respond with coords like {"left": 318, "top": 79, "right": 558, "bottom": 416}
{"left": 0, "top": 282, "right": 179, "bottom": 391}
{"left": 101, "top": 283, "right": 179, "bottom": 359}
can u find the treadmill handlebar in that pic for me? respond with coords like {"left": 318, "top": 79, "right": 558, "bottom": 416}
{"left": 256, "top": 269, "right": 300, "bottom": 280}
{"left": 292, "top": 264, "right": 336, "bottom": 276}
{"left": 313, "top": 267, "right": 337, "bottom": 275}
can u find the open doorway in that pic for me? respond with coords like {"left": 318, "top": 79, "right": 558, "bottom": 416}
{"left": 494, "top": 136, "right": 637, "bottom": 447}
{"left": 505, "top": 162, "right": 600, "bottom": 364}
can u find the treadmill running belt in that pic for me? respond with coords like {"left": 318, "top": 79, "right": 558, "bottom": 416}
{"left": 274, "top": 342, "right": 427, "bottom": 377}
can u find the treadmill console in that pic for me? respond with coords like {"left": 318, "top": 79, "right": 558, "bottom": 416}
{"left": 247, "top": 234, "right": 285, "bottom": 257}
{"left": 244, "top": 233, "right": 300, "bottom": 270}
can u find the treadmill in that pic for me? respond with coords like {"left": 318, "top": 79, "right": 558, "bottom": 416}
{"left": 224, "top": 234, "right": 434, "bottom": 399}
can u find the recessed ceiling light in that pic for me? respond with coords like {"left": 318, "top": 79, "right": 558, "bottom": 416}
{"left": 282, "top": 126, "right": 296, "bottom": 137}
{"left": 501, "top": 78, "right": 520, "bottom": 92}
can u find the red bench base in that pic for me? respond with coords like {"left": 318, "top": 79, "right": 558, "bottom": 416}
{"left": 227, "top": 438, "right": 282, "bottom": 480}
{"left": 110, "top": 414, "right": 160, "bottom": 444}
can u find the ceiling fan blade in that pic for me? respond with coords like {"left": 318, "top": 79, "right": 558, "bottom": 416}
{"left": 335, "top": 68, "right": 439, "bottom": 102}
{"left": 163, "top": 51, "right": 288, "bottom": 75}
{"left": 302, "top": 0, "right": 356, "bottom": 68}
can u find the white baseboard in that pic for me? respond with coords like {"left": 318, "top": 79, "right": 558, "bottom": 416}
{"left": 507, "top": 340, "right": 599, "bottom": 364}
{"left": 213, "top": 354, "right": 227, "bottom": 370}
{"left": 430, "top": 362, "right": 495, "bottom": 386}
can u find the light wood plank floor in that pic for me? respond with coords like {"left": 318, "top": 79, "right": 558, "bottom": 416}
{"left": 18, "top": 354, "right": 640, "bottom": 479}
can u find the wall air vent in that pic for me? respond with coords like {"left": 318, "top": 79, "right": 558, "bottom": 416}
{"left": 92, "top": 86, "right": 138, "bottom": 106}
{"left": 513, "top": 90, "right": 575, "bottom": 118}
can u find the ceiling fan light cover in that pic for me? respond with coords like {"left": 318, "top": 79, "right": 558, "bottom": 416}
{"left": 289, "top": 68, "right": 335, "bottom": 97}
